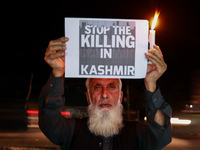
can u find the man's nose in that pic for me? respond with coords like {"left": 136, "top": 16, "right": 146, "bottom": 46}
{"left": 101, "top": 88, "right": 108, "bottom": 99}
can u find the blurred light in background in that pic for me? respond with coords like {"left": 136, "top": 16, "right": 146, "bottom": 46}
{"left": 144, "top": 117, "right": 191, "bottom": 125}
{"left": 26, "top": 110, "right": 71, "bottom": 128}
{"left": 170, "top": 118, "right": 191, "bottom": 125}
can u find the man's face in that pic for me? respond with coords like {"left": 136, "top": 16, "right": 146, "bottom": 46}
{"left": 86, "top": 78, "right": 123, "bottom": 109}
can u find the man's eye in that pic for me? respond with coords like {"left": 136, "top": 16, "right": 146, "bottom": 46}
{"left": 94, "top": 86, "right": 101, "bottom": 90}
{"left": 109, "top": 85, "right": 116, "bottom": 89}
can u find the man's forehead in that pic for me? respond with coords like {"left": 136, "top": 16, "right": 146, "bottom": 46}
{"left": 89, "top": 78, "right": 120, "bottom": 85}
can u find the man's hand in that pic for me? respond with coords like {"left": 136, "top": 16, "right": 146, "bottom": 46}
{"left": 44, "top": 37, "right": 69, "bottom": 77}
{"left": 144, "top": 44, "right": 167, "bottom": 92}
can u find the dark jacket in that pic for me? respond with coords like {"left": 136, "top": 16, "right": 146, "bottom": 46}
{"left": 39, "top": 74, "right": 172, "bottom": 150}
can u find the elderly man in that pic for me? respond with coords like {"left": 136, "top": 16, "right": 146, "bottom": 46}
{"left": 39, "top": 37, "right": 172, "bottom": 150}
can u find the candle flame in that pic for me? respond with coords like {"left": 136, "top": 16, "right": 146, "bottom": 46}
{"left": 151, "top": 10, "right": 160, "bottom": 30}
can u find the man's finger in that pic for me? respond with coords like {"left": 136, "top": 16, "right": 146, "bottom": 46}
{"left": 153, "top": 44, "right": 163, "bottom": 57}
{"left": 46, "top": 51, "right": 65, "bottom": 61}
{"left": 48, "top": 37, "right": 69, "bottom": 46}
{"left": 146, "top": 50, "right": 164, "bottom": 64}
{"left": 146, "top": 53, "right": 162, "bottom": 69}
{"left": 48, "top": 45, "right": 66, "bottom": 53}
{"left": 145, "top": 51, "right": 166, "bottom": 71}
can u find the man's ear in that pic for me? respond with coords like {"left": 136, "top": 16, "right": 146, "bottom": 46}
{"left": 120, "top": 91, "right": 123, "bottom": 104}
{"left": 86, "top": 92, "right": 90, "bottom": 105}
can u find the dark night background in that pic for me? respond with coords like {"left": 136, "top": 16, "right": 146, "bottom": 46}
{"left": 2, "top": 0, "right": 200, "bottom": 112}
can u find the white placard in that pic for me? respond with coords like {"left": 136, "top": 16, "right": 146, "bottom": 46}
{"left": 65, "top": 17, "right": 149, "bottom": 79}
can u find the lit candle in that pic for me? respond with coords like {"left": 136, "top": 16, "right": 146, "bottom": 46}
{"left": 149, "top": 29, "right": 155, "bottom": 49}
{"left": 148, "top": 10, "right": 160, "bottom": 64}
{"left": 149, "top": 10, "right": 160, "bottom": 49}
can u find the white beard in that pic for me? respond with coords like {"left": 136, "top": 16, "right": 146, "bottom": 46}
{"left": 87, "top": 103, "right": 124, "bottom": 138}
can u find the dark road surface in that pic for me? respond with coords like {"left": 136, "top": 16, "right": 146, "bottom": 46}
{"left": 0, "top": 128, "right": 200, "bottom": 150}
{"left": 0, "top": 128, "right": 60, "bottom": 150}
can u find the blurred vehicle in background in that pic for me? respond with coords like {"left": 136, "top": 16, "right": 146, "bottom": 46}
{"left": 25, "top": 105, "right": 88, "bottom": 128}
{"left": 25, "top": 76, "right": 89, "bottom": 129}
{"left": 171, "top": 103, "right": 200, "bottom": 139}
{"left": 0, "top": 99, "right": 27, "bottom": 131}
